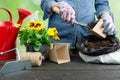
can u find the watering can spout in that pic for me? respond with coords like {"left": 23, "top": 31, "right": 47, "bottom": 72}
{"left": 17, "top": 8, "right": 31, "bottom": 24}
{"left": 7, "top": 8, "right": 32, "bottom": 53}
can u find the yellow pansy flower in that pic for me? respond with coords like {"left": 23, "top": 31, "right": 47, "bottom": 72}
{"left": 47, "top": 28, "right": 54, "bottom": 36}
{"left": 53, "top": 34, "right": 60, "bottom": 40}
{"left": 34, "top": 21, "right": 44, "bottom": 30}
{"left": 27, "top": 21, "right": 35, "bottom": 30}
{"left": 47, "top": 27, "right": 60, "bottom": 40}
{"left": 47, "top": 27, "right": 58, "bottom": 36}
{"left": 27, "top": 20, "right": 44, "bottom": 30}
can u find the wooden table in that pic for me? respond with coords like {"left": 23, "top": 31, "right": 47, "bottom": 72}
{"left": 1, "top": 54, "right": 120, "bottom": 80}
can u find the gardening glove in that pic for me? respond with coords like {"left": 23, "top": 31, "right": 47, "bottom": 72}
{"left": 56, "top": 2, "right": 75, "bottom": 24}
{"left": 101, "top": 12, "right": 117, "bottom": 35}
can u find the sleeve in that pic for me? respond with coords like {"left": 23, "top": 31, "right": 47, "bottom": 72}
{"left": 40, "top": 0, "right": 56, "bottom": 20}
{"left": 95, "top": 0, "right": 113, "bottom": 18}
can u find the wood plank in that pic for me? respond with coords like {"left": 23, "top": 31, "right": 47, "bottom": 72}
{"left": 1, "top": 54, "right": 120, "bottom": 80}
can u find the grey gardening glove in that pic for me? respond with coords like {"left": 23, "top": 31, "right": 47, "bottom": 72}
{"left": 101, "top": 12, "right": 117, "bottom": 35}
{"left": 56, "top": 2, "right": 75, "bottom": 24}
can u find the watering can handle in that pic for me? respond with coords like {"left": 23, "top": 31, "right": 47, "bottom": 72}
{"left": 0, "top": 8, "right": 12, "bottom": 21}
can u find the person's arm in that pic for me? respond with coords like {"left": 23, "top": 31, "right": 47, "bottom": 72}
{"left": 40, "top": 0, "right": 57, "bottom": 20}
{"left": 95, "top": 0, "right": 117, "bottom": 35}
{"left": 41, "top": 0, "right": 75, "bottom": 23}
{"left": 95, "top": 0, "right": 112, "bottom": 18}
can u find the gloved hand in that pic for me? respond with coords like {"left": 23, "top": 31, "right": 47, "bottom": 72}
{"left": 56, "top": 2, "right": 75, "bottom": 24}
{"left": 101, "top": 12, "right": 117, "bottom": 35}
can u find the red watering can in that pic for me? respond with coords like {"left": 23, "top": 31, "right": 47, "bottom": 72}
{"left": 0, "top": 8, "right": 31, "bottom": 60}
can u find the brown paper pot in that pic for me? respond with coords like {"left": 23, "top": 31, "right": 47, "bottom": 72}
{"left": 49, "top": 43, "right": 71, "bottom": 64}
{"left": 88, "top": 19, "right": 107, "bottom": 38}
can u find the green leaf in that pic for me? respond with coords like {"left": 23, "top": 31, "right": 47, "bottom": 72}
{"left": 35, "top": 41, "right": 41, "bottom": 46}
{"left": 35, "top": 34, "right": 42, "bottom": 39}
{"left": 44, "top": 37, "right": 51, "bottom": 46}
{"left": 27, "top": 39, "right": 32, "bottom": 44}
{"left": 33, "top": 43, "right": 42, "bottom": 51}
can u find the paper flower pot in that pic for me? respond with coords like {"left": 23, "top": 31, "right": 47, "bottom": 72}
{"left": 88, "top": 19, "right": 107, "bottom": 38}
{"left": 49, "top": 43, "right": 71, "bottom": 64}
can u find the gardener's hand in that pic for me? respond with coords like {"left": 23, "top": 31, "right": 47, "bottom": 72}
{"left": 101, "top": 12, "right": 117, "bottom": 35}
{"left": 52, "top": 2, "right": 75, "bottom": 24}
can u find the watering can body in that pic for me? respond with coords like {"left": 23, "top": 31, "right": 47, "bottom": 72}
{"left": 0, "top": 8, "right": 31, "bottom": 60}
{"left": 0, "top": 21, "right": 19, "bottom": 60}
{"left": 0, "top": 8, "right": 20, "bottom": 60}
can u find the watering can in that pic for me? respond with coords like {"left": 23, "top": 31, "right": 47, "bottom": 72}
{"left": 0, "top": 8, "right": 31, "bottom": 60}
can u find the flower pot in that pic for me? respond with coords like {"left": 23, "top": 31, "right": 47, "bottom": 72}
{"left": 25, "top": 44, "right": 47, "bottom": 57}
{"left": 49, "top": 43, "right": 71, "bottom": 64}
{"left": 26, "top": 44, "right": 36, "bottom": 52}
